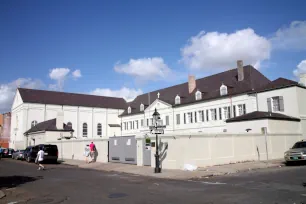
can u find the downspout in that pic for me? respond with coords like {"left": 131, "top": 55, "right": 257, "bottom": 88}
{"left": 172, "top": 107, "right": 175, "bottom": 132}
{"left": 256, "top": 93, "right": 259, "bottom": 111}
{"left": 106, "top": 109, "right": 108, "bottom": 138}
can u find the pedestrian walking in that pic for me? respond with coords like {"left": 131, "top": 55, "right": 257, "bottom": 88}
{"left": 84, "top": 144, "right": 90, "bottom": 163}
{"left": 36, "top": 146, "right": 45, "bottom": 170}
{"left": 89, "top": 142, "right": 96, "bottom": 163}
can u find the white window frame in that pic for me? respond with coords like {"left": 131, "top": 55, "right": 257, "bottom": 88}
{"left": 198, "top": 111, "right": 204, "bottom": 122}
{"left": 175, "top": 95, "right": 181, "bottom": 104}
{"left": 176, "top": 114, "right": 180, "bottom": 125}
{"left": 128, "top": 106, "right": 131, "bottom": 114}
{"left": 83, "top": 123, "right": 88, "bottom": 137}
{"left": 187, "top": 112, "right": 192, "bottom": 124}
{"left": 140, "top": 104, "right": 144, "bottom": 111}
{"left": 272, "top": 97, "right": 280, "bottom": 112}
{"left": 220, "top": 84, "right": 228, "bottom": 96}
{"left": 31, "top": 120, "right": 37, "bottom": 128}
{"left": 210, "top": 109, "right": 217, "bottom": 121}
{"left": 195, "top": 90, "right": 202, "bottom": 100}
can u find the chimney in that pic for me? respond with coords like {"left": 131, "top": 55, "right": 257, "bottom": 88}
{"left": 299, "top": 73, "right": 306, "bottom": 87}
{"left": 188, "top": 75, "right": 196, "bottom": 93}
{"left": 237, "top": 60, "right": 244, "bottom": 81}
{"left": 56, "top": 111, "right": 64, "bottom": 130}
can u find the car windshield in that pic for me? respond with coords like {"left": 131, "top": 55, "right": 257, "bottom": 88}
{"left": 292, "top": 142, "right": 306, "bottom": 149}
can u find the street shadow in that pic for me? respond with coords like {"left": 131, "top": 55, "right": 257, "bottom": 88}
{"left": 93, "top": 149, "right": 99, "bottom": 162}
{"left": 159, "top": 141, "right": 168, "bottom": 169}
{"left": 285, "top": 161, "right": 306, "bottom": 166}
{"left": 0, "top": 176, "right": 41, "bottom": 189}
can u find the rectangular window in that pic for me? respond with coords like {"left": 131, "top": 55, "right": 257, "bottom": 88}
{"left": 141, "top": 119, "right": 144, "bottom": 127}
{"left": 166, "top": 116, "right": 169, "bottom": 126}
{"left": 147, "top": 119, "right": 149, "bottom": 126}
{"left": 219, "top": 108, "right": 222, "bottom": 120}
{"left": 233, "top": 105, "right": 236, "bottom": 117}
{"left": 187, "top": 112, "right": 192, "bottom": 124}
{"left": 198, "top": 111, "right": 204, "bottom": 122}
{"left": 129, "top": 121, "right": 132, "bottom": 130}
{"left": 206, "top": 110, "right": 209, "bottom": 121}
{"left": 272, "top": 97, "right": 280, "bottom": 111}
{"left": 132, "top": 121, "right": 135, "bottom": 129}
{"left": 135, "top": 121, "right": 138, "bottom": 129}
{"left": 176, "top": 114, "right": 180, "bottom": 125}
{"left": 194, "top": 112, "right": 197, "bottom": 123}
{"left": 238, "top": 104, "right": 246, "bottom": 116}
{"left": 210, "top": 109, "right": 217, "bottom": 120}
{"left": 184, "top": 113, "right": 186, "bottom": 124}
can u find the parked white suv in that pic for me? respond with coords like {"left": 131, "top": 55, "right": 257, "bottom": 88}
{"left": 284, "top": 140, "right": 306, "bottom": 165}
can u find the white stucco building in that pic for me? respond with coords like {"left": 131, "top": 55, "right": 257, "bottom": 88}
{"left": 9, "top": 60, "right": 306, "bottom": 169}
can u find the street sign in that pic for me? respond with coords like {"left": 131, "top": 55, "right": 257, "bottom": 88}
{"left": 149, "top": 125, "right": 166, "bottom": 130}
{"left": 150, "top": 128, "right": 164, "bottom": 134}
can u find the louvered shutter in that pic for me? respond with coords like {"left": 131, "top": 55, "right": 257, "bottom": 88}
{"left": 267, "top": 98, "right": 272, "bottom": 112}
{"left": 279, "top": 96, "right": 284, "bottom": 112}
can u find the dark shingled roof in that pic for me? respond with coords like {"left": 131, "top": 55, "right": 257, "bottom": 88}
{"left": 18, "top": 88, "right": 128, "bottom": 110}
{"left": 121, "top": 65, "right": 271, "bottom": 116}
{"left": 24, "top": 119, "right": 74, "bottom": 135}
{"left": 250, "top": 78, "right": 299, "bottom": 94}
{"left": 226, "top": 111, "right": 300, "bottom": 123}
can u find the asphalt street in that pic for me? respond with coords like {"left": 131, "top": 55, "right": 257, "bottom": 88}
{"left": 1, "top": 159, "right": 306, "bottom": 204}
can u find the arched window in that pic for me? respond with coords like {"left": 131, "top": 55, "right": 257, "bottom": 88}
{"left": 67, "top": 122, "right": 72, "bottom": 129}
{"left": 97, "top": 123, "right": 102, "bottom": 136}
{"left": 128, "top": 106, "right": 131, "bottom": 114}
{"left": 83, "top": 123, "right": 88, "bottom": 137}
{"left": 175, "top": 95, "right": 181, "bottom": 104}
{"left": 140, "top": 103, "right": 144, "bottom": 111}
{"left": 220, "top": 84, "right": 228, "bottom": 96}
{"left": 31, "top": 120, "right": 37, "bottom": 128}
{"left": 195, "top": 90, "right": 202, "bottom": 100}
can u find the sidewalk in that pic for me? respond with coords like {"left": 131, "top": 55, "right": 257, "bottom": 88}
{"left": 60, "top": 159, "right": 285, "bottom": 180}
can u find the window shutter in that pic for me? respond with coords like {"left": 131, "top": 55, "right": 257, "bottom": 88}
{"left": 184, "top": 113, "right": 186, "bottom": 124}
{"left": 279, "top": 96, "right": 284, "bottom": 112}
{"left": 228, "top": 106, "right": 231, "bottom": 118}
{"left": 191, "top": 112, "right": 193, "bottom": 123}
{"left": 267, "top": 98, "right": 272, "bottom": 112}
{"left": 233, "top": 105, "right": 236, "bottom": 117}
{"left": 202, "top": 110, "right": 205, "bottom": 122}
{"left": 206, "top": 110, "right": 209, "bottom": 121}
{"left": 219, "top": 108, "right": 222, "bottom": 120}
{"left": 194, "top": 112, "right": 197, "bottom": 123}
{"left": 243, "top": 104, "right": 246, "bottom": 114}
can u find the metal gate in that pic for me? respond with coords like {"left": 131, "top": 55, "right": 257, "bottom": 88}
{"left": 109, "top": 136, "right": 137, "bottom": 164}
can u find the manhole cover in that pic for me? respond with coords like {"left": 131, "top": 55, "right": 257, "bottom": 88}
{"left": 108, "top": 193, "right": 128, "bottom": 199}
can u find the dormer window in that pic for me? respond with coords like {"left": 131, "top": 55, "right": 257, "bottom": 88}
{"left": 220, "top": 84, "right": 228, "bottom": 96}
{"left": 175, "top": 95, "right": 181, "bottom": 105}
{"left": 140, "top": 103, "right": 144, "bottom": 111}
{"left": 195, "top": 90, "right": 202, "bottom": 100}
{"left": 128, "top": 106, "right": 131, "bottom": 114}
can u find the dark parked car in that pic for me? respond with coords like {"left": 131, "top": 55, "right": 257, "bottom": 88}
{"left": 24, "top": 146, "right": 39, "bottom": 162}
{"left": 2, "top": 148, "right": 14, "bottom": 158}
{"left": 24, "top": 144, "right": 58, "bottom": 163}
{"left": 12, "top": 150, "right": 25, "bottom": 160}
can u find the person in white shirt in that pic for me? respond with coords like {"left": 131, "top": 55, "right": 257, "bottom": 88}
{"left": 36, "top": 146, "right": 45, "bottom": 170}
{"left": 84, "top": 144, "right": 90, "bottom": 163}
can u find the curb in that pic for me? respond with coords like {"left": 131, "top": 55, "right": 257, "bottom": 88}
{"left": 0, "top": 190, "right": 6, "bottom": 199}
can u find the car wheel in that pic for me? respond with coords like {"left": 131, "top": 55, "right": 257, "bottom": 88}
{"left": 26, "top": 156, "right": 31, "bottom": 163}
{"left": 285, "top": 161, "right": 292, "bottom": 166}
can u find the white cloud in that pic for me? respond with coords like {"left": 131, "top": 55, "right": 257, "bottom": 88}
{"left": 49, "top": 68, "right": 70, "bottom": 91}
{"left": 90, "top": 87, "right": 143, "bottom": 102}
{"left": 293, "top": 60, "right": 306, "bottom": 77}
{"left": 181, "top": 28, "right": 271, "bottom": 70}
{"left": 0, "top": 78, "right": 44, "bottom": 113}
{"left": 72, "top": 69, "right": 82, "bottom": 79}
{"left": 271, "top": 21, "right": 306, "bottom": 50}
{"left": 114, "top": 57, "right": 171, "bottom": 81}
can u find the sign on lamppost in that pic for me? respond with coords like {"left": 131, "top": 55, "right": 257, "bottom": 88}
{"left": 150, "top": 108, "right": 165, "bottom": 173}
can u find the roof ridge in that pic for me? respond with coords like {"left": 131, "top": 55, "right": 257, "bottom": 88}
{"left": 134, "top": 65, "right": 255, "bottom": 98}
{"left": 18, "top": 88, "right": 126, "bottom": 101}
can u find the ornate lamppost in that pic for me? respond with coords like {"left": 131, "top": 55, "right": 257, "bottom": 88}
{"left": 152, "top": 108, "right": 161, "bottom": 173}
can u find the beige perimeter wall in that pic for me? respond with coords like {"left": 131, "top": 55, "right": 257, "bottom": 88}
{"left": 149, "top": 133, "right": 302, "bottom": 169}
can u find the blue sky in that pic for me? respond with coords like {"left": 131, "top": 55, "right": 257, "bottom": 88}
{"left": 1, "top": 0, "right": 306, "bottom": 112}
